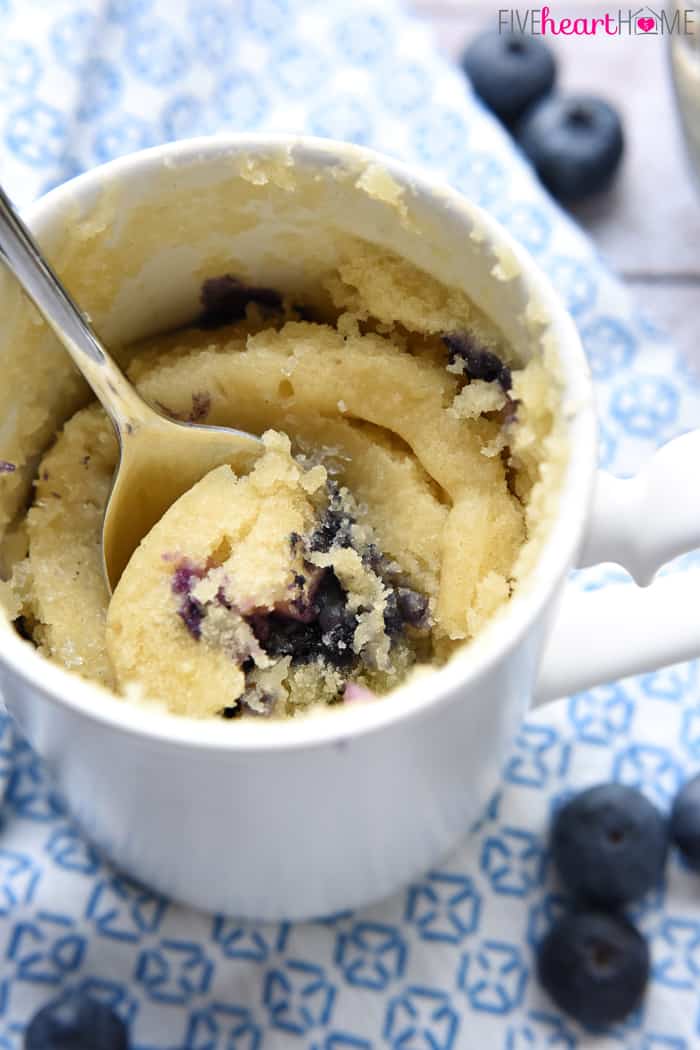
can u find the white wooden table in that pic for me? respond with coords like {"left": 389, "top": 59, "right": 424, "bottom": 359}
{"left": 411, "top": 0, "right": 700, "bottom": 367}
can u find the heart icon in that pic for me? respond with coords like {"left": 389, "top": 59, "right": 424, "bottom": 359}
{"left": 637, "top": 16, "right": 655, "bottom": 31}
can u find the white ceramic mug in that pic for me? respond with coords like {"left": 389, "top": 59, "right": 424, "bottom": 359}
{"left": 1, "top": 136, "right": 699, "bottom": 921}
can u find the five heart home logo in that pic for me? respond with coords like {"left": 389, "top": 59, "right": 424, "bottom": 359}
{"left": 497, "top": 6, "right": 696, "bottom": 36}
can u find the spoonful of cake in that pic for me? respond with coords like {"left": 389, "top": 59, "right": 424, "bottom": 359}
{"left": 0, "top": 182, "right": 262, "bottom": 592}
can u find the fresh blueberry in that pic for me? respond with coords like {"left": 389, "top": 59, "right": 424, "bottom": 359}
{"left": 516, "top": 95, "right": 624, "bottom": 202}
{"left": 538, "top": 910, "right": 649, "bottom": 1028}
{"left": 551, "top": 783, "right": 668, "bottom": 907}
{"left": 460, "top": 30, "right": 556, "bottom": 125}
{"left": 670, "top": 773, "right": 700, "bottom": 869}
{"left": 25, "top": 991, "right": 128, "bottom": 1050}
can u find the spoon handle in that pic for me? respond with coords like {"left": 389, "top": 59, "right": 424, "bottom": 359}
{"left": 0, "top": 183, "right": 154, "bottom": 433}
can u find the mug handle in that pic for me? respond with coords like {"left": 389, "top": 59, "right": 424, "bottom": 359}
{"left": 534, "top": 428, "right": 700, "bottom": 705}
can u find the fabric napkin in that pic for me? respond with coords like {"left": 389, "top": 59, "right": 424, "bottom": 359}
{"left": 1, "top": 1, "right": 700, "bottom": 1047}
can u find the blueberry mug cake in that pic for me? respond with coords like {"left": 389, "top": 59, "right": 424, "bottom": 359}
{"left": 1, "top": 239, "right": 563, "bottom": 720}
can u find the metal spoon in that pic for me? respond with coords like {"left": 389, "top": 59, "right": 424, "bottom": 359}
{"left": 0, "top": 183, "right": 262, "bottom": 592}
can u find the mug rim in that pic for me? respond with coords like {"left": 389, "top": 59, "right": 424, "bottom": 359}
{"left": 0, "top": 133, "right": 597, "bottom": 753}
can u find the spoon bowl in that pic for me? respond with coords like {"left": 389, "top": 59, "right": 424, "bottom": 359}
{"left": 103, "top": 413, "right": 261, "bottom": 592}
{"left": 0, "top": 182, "right": 262, "bottom": 592}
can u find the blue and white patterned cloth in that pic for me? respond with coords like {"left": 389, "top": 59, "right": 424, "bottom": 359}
{"left": 1, "top": 1, "right": 700, "bottom": 1047}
